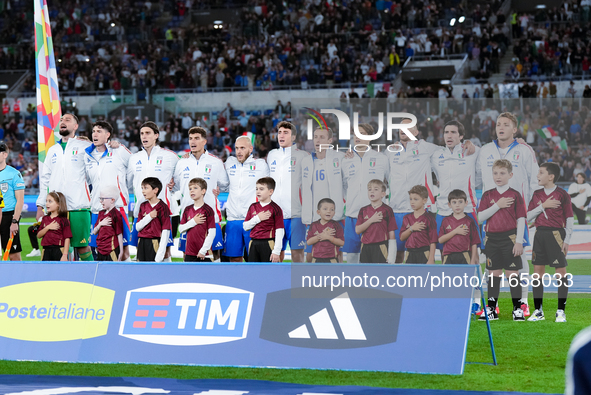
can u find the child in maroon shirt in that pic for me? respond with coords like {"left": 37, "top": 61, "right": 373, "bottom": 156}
{"left": 307, "top": 198, "right": 345, "bottom": 263}
{"left": 92, "top": 185, "right": 124, "bottom": 261}
{"left": 136, "top": 177, "right": 171, "bottom": 262}
{"left": 355, "top": 179, "right": 397, "bottom": 264}
{"left": 243, "top": 177, "right": 284, "bottom": 262}
{"left": 37, "top": 192, "right": 72, "bottom": 261}
{"left": 478, "top": 160, "right": 527, "bottom": 321}
{"left": 527, "top": 162, "right": 574, "bottom": 323}
{"left": 438, "top": 189, "right": 481, "bottom": 264}
{"left": 400, "top": 185, "right": 438, "bottom": 264}
{"left": 179, "top": 178, "right": 216, "bottom": 262}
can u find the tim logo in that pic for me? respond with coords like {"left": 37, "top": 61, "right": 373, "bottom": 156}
{"left": 119, "top": 283, "right": 254, "bottom": 346}
{"left": 260, "top": 288, "right": 402, "bottom": 349}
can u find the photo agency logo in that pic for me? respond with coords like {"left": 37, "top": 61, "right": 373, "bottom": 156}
{"left": 304, "top": 108, "right": 418, "bottom": 153}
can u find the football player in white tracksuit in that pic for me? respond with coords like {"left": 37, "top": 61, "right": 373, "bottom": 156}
{"left": 478, "top": 113, "right": 540, "bottom": 315}
{"left": 431, "top": 121, "right": 482, "bottom": 311}
{"left": 431, "top": 121, "right": 482, "bottom": 243}
{"left": 224, "top": 136, "right": 269, "bottom": 261}
{"left": 342, "top": 123, "right": 389, "bottom": 263}
{"left": 387, "top": 119, "right": 476, "bottom": 263}
{"left": 127, "top": 121, "right": 179, "bottom": 261}
{"left": 36, "top": 113, "right": 94, "bottom": 261}
{"left": 268, "top": 121, "right": 310, "bottom": 263}
{"left": 301, "top": 127, "right": 345, "bottom": 262}
{"left": 173, "top": 127, "right": 229, "bottom": 261}
{"left": 85, "top": 121, "right": 132, "bottom": 261}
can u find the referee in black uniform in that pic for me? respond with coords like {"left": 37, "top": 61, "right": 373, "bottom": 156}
{"left": 0, "top": 142, "right": 25, "bottom": 260}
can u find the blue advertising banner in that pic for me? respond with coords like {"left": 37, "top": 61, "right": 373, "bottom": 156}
{"left": 0, "top": 262, "right": 478, "bottom": 374}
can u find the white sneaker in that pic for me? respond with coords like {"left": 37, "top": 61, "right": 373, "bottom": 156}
{"left": 556, "top": 309, "right": 566, "bottom": 323}
{"left": 528, "top": 309, "right": 545, "bottom": 321}
{"left": 513, "top": 308, "right": 525, "bottom": 321}
{"left": 26, "top": 249, "right": 41, "bottom": 257}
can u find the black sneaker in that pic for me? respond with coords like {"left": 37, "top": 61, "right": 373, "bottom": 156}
{"left": 478, "top": 306, "right": 498, "bottom": 321}
{"left": 513, "top": 307, "right": 525, "bottom": 321}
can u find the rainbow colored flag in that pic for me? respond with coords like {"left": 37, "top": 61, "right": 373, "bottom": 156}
{"left": 35, "top": 0, "right": 61, "bottom": 163}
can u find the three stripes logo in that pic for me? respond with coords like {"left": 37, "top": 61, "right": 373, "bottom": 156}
{"left": 259, "top": 288, "right": 402, "bottom": 349}
{"left": 287, "top": 292, "right": 366, "bottom": 341}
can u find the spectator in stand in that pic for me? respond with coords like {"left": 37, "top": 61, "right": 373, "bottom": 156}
{"left": 568, "top": 173, "right": 591, "bottom": 224}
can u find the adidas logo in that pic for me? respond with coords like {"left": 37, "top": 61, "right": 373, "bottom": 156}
{"left": 216, "top": 242, "right": 223, "bottom": 247}
{"left": 364, "top": 216, "right": 369, "bottom": 219}
{"left": 183, "top": 166, "right": 190, "bottom": 171}
{"left": 298, "top": 241, "right": 306, "bottom": 247}
{"left": 288, "top": 292, "right": 366, "bottom": 340}
{"left": 491, "top": 200, "right": 495, "bottom": 204}
{"left": 230, "top": 164, "right": 237, "bottom": 169}
{"left": 271, "top": 160, "right": 276, "bottom": 165}
{"left": 52, "top": 153, "right": 57, "bottom": 158}
{"left": 260, "top": 288, "right": 402, "bottom": 349}
{"left": 136, "top": 160, "right": 142, "bottom": 165}
{"left": 304, "top": 167, "right": 309, "bottom": 171}
{"left": 446, "top": 225, "right": 452, "bottom": 230}
{"left": 487, "top": 155, "right": 494, "bottom": 159}
{"left": 553, "top": 259, "right": 559, "bottom": 264}
{"left": 510, "top": 263, "right": 516, "bottom": 267}
{"left": 439, "top": 154, "right": 444, "bottom": 159}
{"left": 80, "top": 239, "right": 87, "bottom": 244}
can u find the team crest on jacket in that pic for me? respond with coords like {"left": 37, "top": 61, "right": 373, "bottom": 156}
{"left": 72, "top": 149, "right": 78, "bottom": 155}
{"left": 249, "top": 164, "right": 256, "bottom": 170}
{"left": 205, "top": 164, "right": 212, "bottom": 173}
{"left": 156, "top": 157, "right": 163, "bottom": 165}
{"left": 290, "top": 159, "right": 296, "bottom": 166}
{"left": 513, "top": 151, "right": 520, "bottom": 160}
{"left": 412, "top": 149, "right": 419, "bottom": 155}
{"left": 333, "top": 158, "right": 339, "bottom": 168}
{"left": 369, "top": 159, "right": 376, "bottom": 167}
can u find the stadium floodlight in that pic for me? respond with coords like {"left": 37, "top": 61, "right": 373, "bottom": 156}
{"left": 111, "top": 22, "right": 115, "bottom": 27}
{"left": 459, "top": 16, "right": 465, "bottom": 23}
{"left": 450, "top": 18, "right": 456, "bottom": 26}
{"left": 111, "top": 95, "right": 117, "bottom": 101}
{"left": 85, "top": 57, "right": 90, "bottom": 62}
{"left": 440, "top": 80, "right": 451, "bottom": 85}
{"left": 58, "top": 59, "right": 62, "bottom": 62}
{"left": 0, "top": 84, "right": 8, "bottom": 89}
{"left": 214, "top": 20, "right": 223, "bottom": 29}
{"left": 536, "top": 4, "right": 546, "bottom": 8}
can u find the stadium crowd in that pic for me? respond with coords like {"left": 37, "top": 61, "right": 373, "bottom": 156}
{"left": 505, "top": 3, "right": 591, "bottom": 81}
{"left": 1, "top": 0, "right": 511, "bottom": 92}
